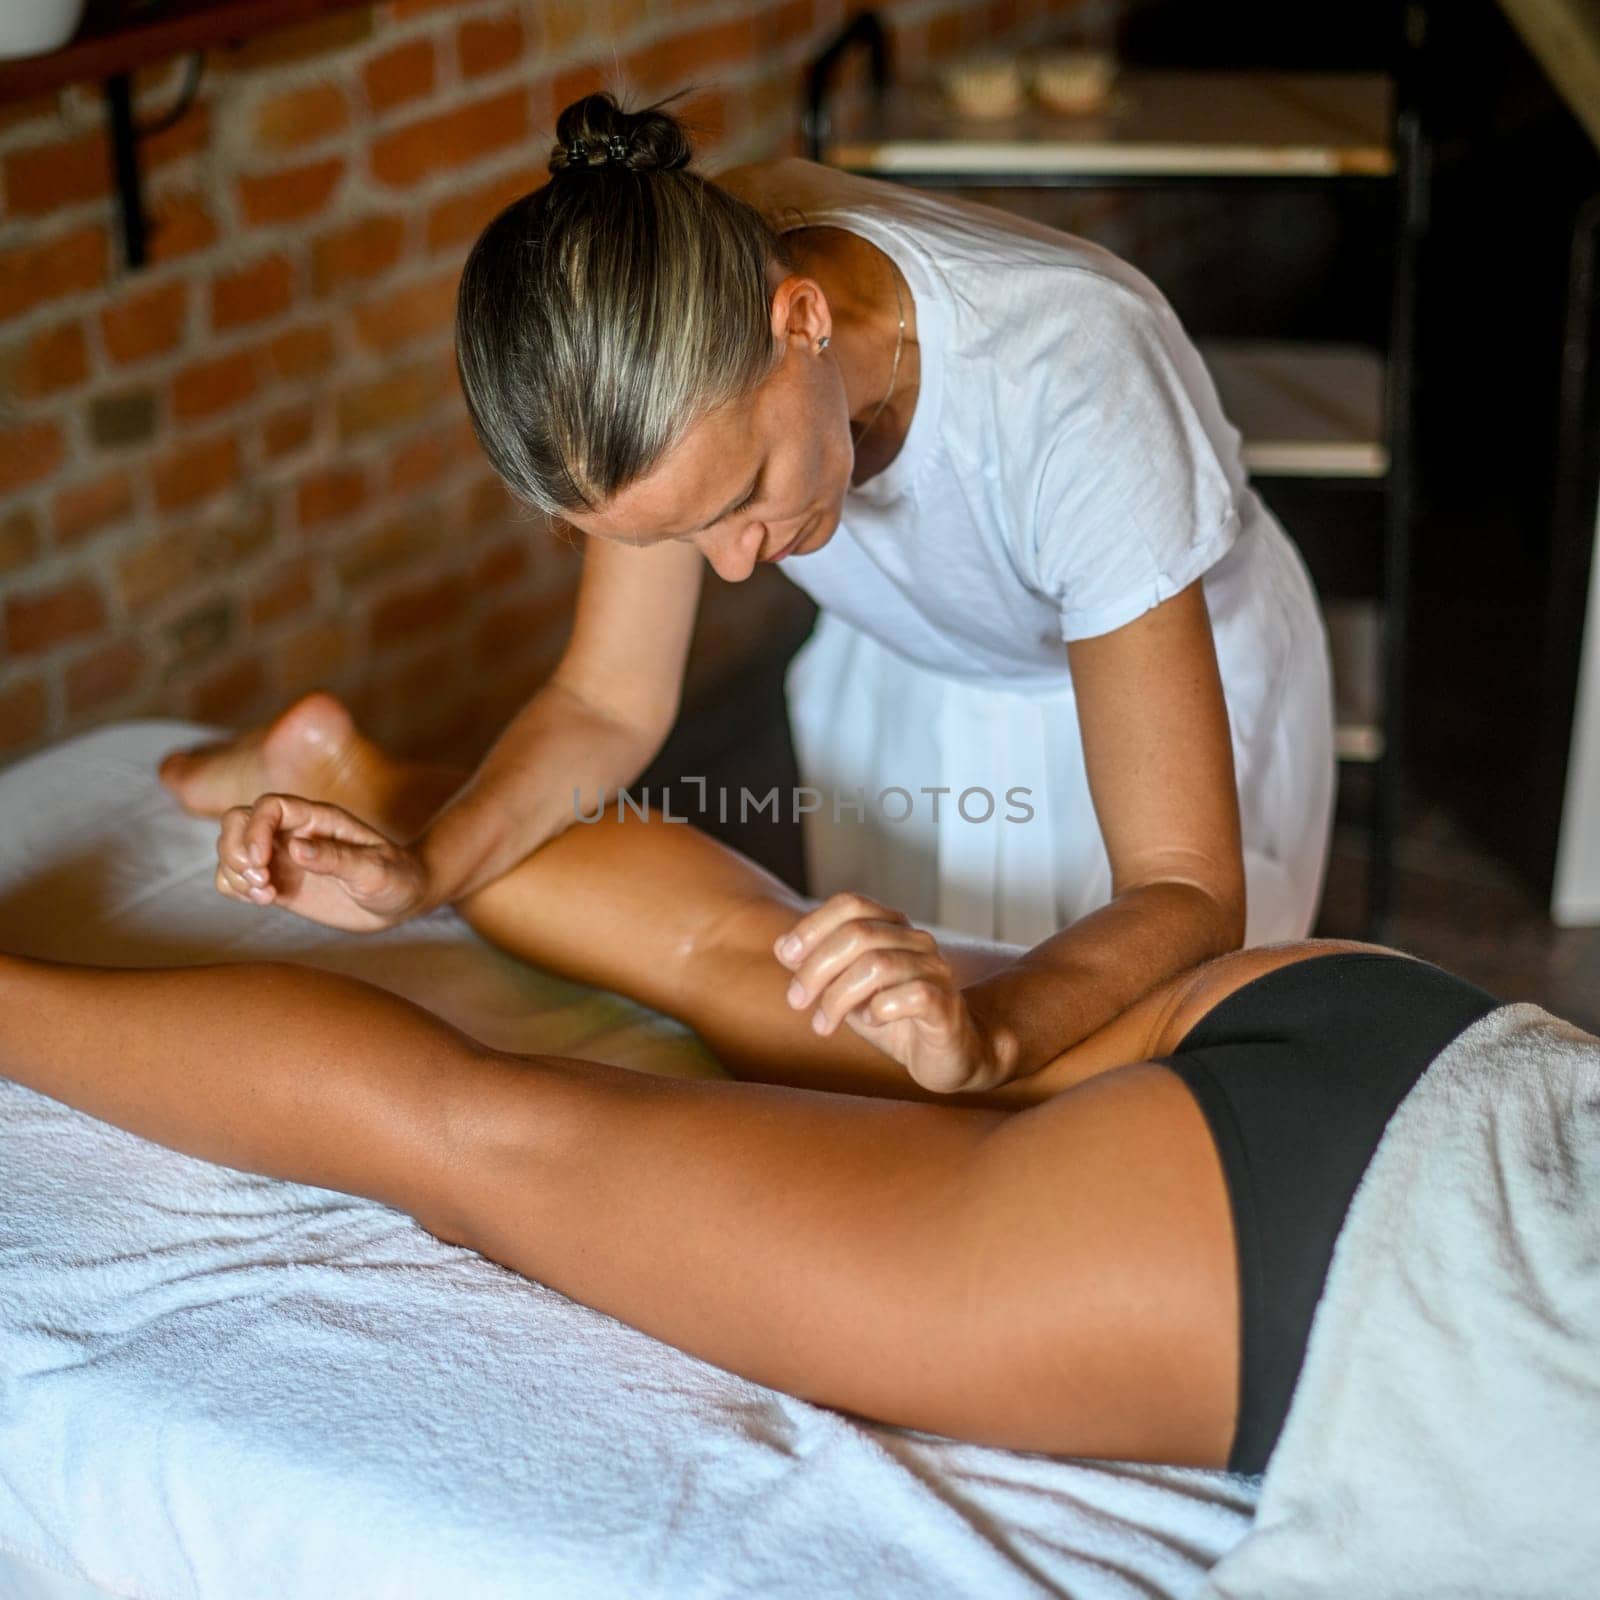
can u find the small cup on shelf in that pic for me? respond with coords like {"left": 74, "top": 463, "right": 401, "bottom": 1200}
{"left": 1029, "top": 50, "right": 1118, "bottom": 117}
{"left": 937, "top": 53, "right": 1027, "bottom": 121}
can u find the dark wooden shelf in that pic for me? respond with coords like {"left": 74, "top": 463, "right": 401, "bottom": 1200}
{"left": 1200, "top": 341, "right": 1389, "bottom": 479}
{"left": 824, "top": 71, "right": 1395, "bottom": 181}
{"left": 0, "top": 0, "right": 370, "bottom": 104}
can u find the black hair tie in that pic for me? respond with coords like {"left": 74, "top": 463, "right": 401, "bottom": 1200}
{"left": 560, "top": 133, "right": 631, "bottom": 167}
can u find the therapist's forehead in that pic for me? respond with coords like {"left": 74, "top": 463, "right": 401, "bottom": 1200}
{"left": 570, "top": 399, "right": 760, "bottom": 544}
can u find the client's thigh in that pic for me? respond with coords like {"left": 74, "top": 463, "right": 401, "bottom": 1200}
{"left": 450, "top": 1052, "right": 1238, "bottom": 1468}
{"left": 943, "top": 1062, "right": 1239, "bottom": 1465}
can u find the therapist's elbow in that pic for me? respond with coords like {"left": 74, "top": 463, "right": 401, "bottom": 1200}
{"left": 1134, "top": 871, "right": 1246, "bottom": 959}
{"left": 1188, "top": 876, "right": 1247, "bottom": 957}
{"left": 1214, "top": 887, "right": 1248, "bottom": 955}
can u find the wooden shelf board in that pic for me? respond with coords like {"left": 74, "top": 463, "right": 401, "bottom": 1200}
{"left": 1329, "top": 599, "right": 1383, "bottom": 763}
{"left": 1337, "top": 723, "right": 1385, "bottom": 763}
{"left": 0, "top": 0, "right": 370, "bottom": 103}
{"left": 1200, "top": 341, "right": 1389, "bottom": 481}
{"left": 1496, "top": 0, "right": 1600, "bottom": 159}
{"left": 1240, "top": 441, "right": 1390, "bottom": 478}
{"left": 824, "top": 71, "right": 1394, "bottom": 180}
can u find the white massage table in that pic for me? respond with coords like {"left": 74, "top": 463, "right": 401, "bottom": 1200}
{"left": 0, "top": 721, "right": 1260, "bottom": 1599}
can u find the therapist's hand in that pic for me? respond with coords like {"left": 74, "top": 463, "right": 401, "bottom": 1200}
{"left": 773, "top": 893, "right": 1010, "bottom": 1094}
{"left": 214, "top": 794, "right": 429, "bottom": 933}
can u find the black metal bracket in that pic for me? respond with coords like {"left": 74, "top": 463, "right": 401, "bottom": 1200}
{"left": 102, "top": 51, "right": 204, "bottom": 270}
{"left": 1365, "top": 3, "right": 1432, "bottom": 940}
{"left": 804, "top": 10, "right": 891, "bottom": 163}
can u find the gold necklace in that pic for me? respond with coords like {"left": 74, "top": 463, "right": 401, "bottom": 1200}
{"left": 852, "top": 258, "right": 905, "bottom": 449}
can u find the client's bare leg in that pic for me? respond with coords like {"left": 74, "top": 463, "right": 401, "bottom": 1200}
{"left": 158, "top": 695, "right": 1024, "bottom": 1097}
{"left": 159, "top": 691, "right": 464, "bottom": 842}
{"left": 0, "top": 949, "right": 1238, "bottom": 1466}
{"left": 155, "top": 692, "right": 1201, "bottom": 1103}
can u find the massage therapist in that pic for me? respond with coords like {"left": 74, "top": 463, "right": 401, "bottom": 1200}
{"left": 165, "top": 90, "right": 1335, "bottom": 1064}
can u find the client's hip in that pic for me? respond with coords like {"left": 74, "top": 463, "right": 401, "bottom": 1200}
{"left": 1157, "top": 950, "right": 1500, "bottom": 1474}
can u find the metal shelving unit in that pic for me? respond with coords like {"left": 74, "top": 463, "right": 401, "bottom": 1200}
{"left": 804, "top": 11, "right": 1428, "bottom": 934}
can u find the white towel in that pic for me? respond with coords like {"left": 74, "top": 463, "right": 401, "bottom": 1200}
{"left": 1203, "top": 1002, "right": 1600, "bottom": 1599}
{"left": 0, "top": 722, "right": 1257, "bottom": 1599}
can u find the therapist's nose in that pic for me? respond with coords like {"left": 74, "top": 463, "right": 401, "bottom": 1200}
{"left": 698, "top": 519, "right": 765, "bottom": 583}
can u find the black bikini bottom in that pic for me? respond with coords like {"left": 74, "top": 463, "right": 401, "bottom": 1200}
{"left": 1158, "top": 950, "right": 1499, "bottom": 1474}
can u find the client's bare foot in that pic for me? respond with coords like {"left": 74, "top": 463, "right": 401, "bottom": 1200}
{"left": 159, "top": 691, "right": 366, "bottom": 819}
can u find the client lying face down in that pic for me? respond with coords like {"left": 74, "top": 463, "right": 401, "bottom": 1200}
{"left": 8, "top": 683, "right": 1582, "bottom": 1494}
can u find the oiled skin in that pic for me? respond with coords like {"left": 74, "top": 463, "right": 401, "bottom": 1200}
{"left": 2, "top": 740, "right": 1384, "bottom": 1469}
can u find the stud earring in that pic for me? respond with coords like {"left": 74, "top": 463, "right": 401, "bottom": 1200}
{"left": 817, "top": 335, "right": 831, "bottom": 352}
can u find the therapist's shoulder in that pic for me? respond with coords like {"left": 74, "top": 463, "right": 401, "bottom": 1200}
{"left": 712, "top": 155, "right": 804, "bottom": 198}
{"left": 711, "top": 157, "right": 887, "bottom": 221}
{"left": 1025, "top": 264, "right": 1206, "bottom": 407}
{"left": 713, "top": 156, "right": 818, "bottom": 210}
{"left": 1045, "top": 253, "right": 1177, "bottom": 339}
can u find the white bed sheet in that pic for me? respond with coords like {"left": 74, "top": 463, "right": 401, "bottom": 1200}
{"left": 0, "top": 721, "right": 1259, "bottom": 1599}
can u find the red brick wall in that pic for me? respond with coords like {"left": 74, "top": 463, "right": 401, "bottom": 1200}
{"left": 0, "top": 0, "right": 1112, "bottom": 768}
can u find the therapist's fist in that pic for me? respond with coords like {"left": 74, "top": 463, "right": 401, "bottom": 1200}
{"left": 773, "top": 892, "right": 1004, "bottom": 1095}
{"left": 214, "top": 793, "right": 428, "bottom": 933}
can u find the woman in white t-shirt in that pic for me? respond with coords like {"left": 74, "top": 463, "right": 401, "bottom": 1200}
{"left": 747, "top": 161, "right": 1332, "bottom": 952}
{"left": 162, "top": 91, "right": 1333, "bottom": 1069}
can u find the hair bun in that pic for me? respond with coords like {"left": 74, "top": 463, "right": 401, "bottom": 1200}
{"left": 549, "top": 91, "right": 694, "bottom": 176}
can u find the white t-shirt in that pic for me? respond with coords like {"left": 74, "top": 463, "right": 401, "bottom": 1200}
{"left": 743, "top": 164, "right": 1333, "bottom": 944}
{"left": 776, "top": 169, "right": 1269, "bottom": 685}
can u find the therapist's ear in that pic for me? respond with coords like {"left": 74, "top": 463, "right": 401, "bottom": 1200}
{"left": 770, "top": 274, "right": 831, "bottom": 353}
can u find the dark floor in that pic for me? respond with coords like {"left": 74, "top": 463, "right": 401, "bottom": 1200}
{"left": 1316, "top": 790, "right": 1600, "bottom": 1036}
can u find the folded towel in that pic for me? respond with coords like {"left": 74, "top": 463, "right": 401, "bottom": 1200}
{"left": 1204, "top": 1001, "right": 1600, "bottom": 1598}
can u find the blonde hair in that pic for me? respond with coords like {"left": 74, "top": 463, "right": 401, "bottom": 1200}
{"left": 455, "top": 91, "right": 793, "bottom": 516}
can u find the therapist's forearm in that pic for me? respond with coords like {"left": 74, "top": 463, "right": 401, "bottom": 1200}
{"left": 412, "top": 679, "right": 668, "bottom": 912}
{"left": 962, "top": 880, "right": 1244, "bottom": 1081}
